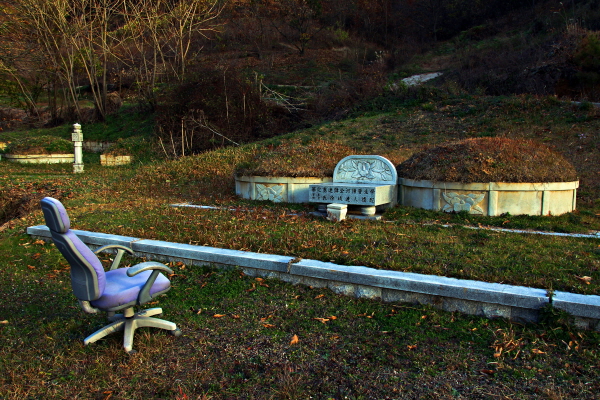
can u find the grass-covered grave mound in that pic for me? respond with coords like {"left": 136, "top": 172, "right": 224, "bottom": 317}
{"left": 397, "top": 137, "right": 577, "bottom": 183}
{"left": 234, "top": 138, "right": 355, "bottom": 178}
{"left": 3, "top": 135, "right": 74, "bottom": 155}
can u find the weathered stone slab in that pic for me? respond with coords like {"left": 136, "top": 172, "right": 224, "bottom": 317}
{"left": 326, "top": 203, "right": 347, "bottom": 222}
{"left": 289, "top": 259, "right": 549, "bottom": 309}
{"left": 28, "top": 225, "right": 600, "bottom": 329}
{"left": 309, "top": 183, "right": 395, "bottom": 206}
{"left": 131, "top": 239, "right": 294, "bottom": 272}
{"left": 27, "top": 225, "right": 137, "bottom": 249}
{"left": 553, "top": 291, "right": 600, "bottom": 320}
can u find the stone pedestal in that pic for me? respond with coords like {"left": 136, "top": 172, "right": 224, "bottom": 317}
{"left": 327, "top": 203, "right": 348, "bottom": 222}
{"left": 72, "top": 123, "right": 84, "bottom": 174}
{"left": 360, "top": 206, "right": 376, "bottom": 216}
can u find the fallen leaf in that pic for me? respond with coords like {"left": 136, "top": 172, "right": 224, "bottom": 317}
{"left": 407, "top": 344, "right": 417, "bottom": 350}
{"left": 232, "top": 314, "right": 240, "bottom": 319}
{"left": 213, "top": 314, "right": 226, "bottom": 318}
{"left": 314, "top": 294, "right": 325, "bottom": 299}
{"left": 0, "top": 320, "right": 8, "bottom": 324}
{"left": 479, "top": 369, "right": 496, "bottom": 375}
{"left": 329, "top": 316, "right": 337, "bottom": 320}
{"left": 314, "top": 318, "right": 330, "bottom": 324}
{"left": 33, "top": 240, "right": 46, "bottom": 245}
{"left": 576, "top": 276, "right": 592, "bottom": 285}
{"left": 262, "top": 323, "right": 275, "bottom": 328}
{"left": 27, "top": 265, "right": 36, "bottom": 269}
{"left": 532, "top": 349, "right": 545, "bottom": 354}
{"left": 290, "top": 334, "right": 299, "bottom": 345}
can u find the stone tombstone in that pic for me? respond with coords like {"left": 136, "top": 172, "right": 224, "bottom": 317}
{"left": 309, "top": 155, "right": 398, "bottom": 220}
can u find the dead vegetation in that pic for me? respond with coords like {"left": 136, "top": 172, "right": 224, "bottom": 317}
{"left": 397, "top": 137, "right": 579, "bottom": 183}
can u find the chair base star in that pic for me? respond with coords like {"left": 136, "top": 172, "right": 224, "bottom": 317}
{"left": 84, "top": 307, "right": 182, "bottom": 353}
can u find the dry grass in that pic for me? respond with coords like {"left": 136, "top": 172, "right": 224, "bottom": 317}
{"left": 234, "top": 138, "right": 355, "bottom": 178}
{"left": 397, "top": 137, "right": 578, "bottom": 183}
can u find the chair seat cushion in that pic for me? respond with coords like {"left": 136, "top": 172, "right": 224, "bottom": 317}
{"left": 90, "top": 268, "right": 170, "bottom": 310}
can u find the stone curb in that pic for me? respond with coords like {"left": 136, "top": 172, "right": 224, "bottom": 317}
{"left": 26, "top": 225, "right": 600, "bottom": 329}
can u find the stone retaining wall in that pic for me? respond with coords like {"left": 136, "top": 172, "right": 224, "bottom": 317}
{"left": 27, "top": 225, "right": 600, "bottom": 330}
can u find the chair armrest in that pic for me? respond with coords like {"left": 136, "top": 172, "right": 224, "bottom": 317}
{"left": 127, "top": 262, "right": 173, "bottom": 277}
{"left": 94, "top": 245, "right": 135, "bottom": 271}
{"left": 78, "top": 300, "right": 99, "bottom": 314}
{"left": 127, "top": 262, "right": 174, "bottom": 305}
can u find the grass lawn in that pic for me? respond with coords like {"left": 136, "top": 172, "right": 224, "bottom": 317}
{"left": 1, "top": 94, "right": 600, "bottom": 398}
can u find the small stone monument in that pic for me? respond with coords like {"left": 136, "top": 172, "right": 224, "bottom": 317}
{"left": 72, "top": 123, "right": 84, "bottom": 173}
{"left": 309, "top": 155, "right": 398, "bottom": 221}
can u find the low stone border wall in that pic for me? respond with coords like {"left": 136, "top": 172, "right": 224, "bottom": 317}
{"left": 100, "top": 154, "right": 132, "bottom": 166}
{"left": 4, "top": 154, "right": 74, "bottom": 164}
{"left": 400, "top": 178, "right": 579, "bottom": 216}
{"left": 235, "top": 175, "right": 333, "bottom": 203}
{"left": 83, "top": 141, "right": 113, "bottom": 153}
{"left": 27, "top": 225, "right": 600, "bottom": 330}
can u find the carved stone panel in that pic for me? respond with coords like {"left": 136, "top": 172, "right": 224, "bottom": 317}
{"left": 255, "top": 183, "right": 285, "bottom": 202}
{"left": 333, "top": 155, "right": 397, "bottom": 185}
{"left": 308, "top": 183, "right": 395, "bottom": 206}
{"left": 442, "top": 192, "right": 485, "bottom": 214}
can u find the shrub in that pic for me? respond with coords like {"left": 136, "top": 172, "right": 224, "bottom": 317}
{"left": 154, "top": 68, "right": 289, "bottom": 157}
{"left": 103, "top": 136, "right": 160, "bottom": 163}
{"left": 572, "top": 32, "right": 600, "bottom": 98}
{"left": 4, "top": 135, "right": 74, "bottom": 155}
{"left": 397, "top": 137, "right": 578, "bottom": 183}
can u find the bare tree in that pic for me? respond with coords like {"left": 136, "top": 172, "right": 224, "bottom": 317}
{"left": 263, "top": 0, "right": 325, "bottom": 55}
{"left": 7, "top": 0, "right": 223, "bottom": 121}
{"left": 116, "top": 0, "right": 223, "bottom": 110}
{"left": 0, "top": 2, "right": 46, "bottom": 116}
{"left": 18, "top": 0, "right": 83, "bottom": 120}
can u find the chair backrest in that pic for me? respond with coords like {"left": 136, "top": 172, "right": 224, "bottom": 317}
{"left": 40, "top": 197, "right": 106, "bottom": 301}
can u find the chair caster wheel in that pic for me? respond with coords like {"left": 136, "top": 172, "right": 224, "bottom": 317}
{"left": 170, "top": 328, "right": 182, "bottom": 337}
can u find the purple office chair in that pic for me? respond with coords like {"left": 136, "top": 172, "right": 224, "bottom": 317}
{"left": 40, "top": 197, "right": 181, "bottom": 353}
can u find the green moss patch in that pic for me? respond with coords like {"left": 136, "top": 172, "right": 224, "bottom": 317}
{"left": 397, "top": 137, "right": 578, "bottom": 183}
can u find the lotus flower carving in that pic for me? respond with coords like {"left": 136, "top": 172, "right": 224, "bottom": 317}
{"left": 442, "top": 192, "right": 485, "bottom": 214}
{"left": 336, "top": 159, "right": 393, "bottom": 182}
